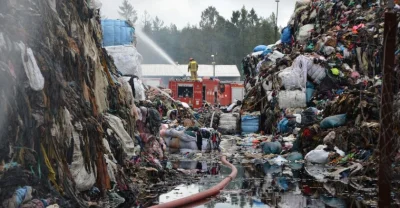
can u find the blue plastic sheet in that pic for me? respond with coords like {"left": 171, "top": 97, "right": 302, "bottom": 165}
{"left": 278, "top": 118, "right": 289, "bottom": 133}
{"left": 253, "top": 45, "right": 268, "bottom": 52}
{"left": 281, "top": 27, "right": 292, "bottom": 44}
{"left": 101, "top": 19, "right": 135, "bottom": 46}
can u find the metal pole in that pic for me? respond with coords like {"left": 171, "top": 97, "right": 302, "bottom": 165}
{"left": 213, "top": 63, "right": 215, "bottom": 78}
{"left": 275, "top": 0, "right": 279, "bottom": 41}
{"left": 378, "top": 11, "right": 396, "bottom": 208}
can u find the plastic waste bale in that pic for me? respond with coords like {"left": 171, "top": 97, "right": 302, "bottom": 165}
{"left": 102, "top": 20, "right": 135, "bottom": 47}
{"left": 241, "top": 114, "right": 260, "bottom": 133}
{"left": 278, "top": 90, "right": 307, "bottom": 109}
{"left": 261, "top": 141, "right": 282, "bottom": 154}
{"left": 218, "top": 113, "right": 238, "bottom": 134}
{"left": 320, "top": 114, "right": 347, "bottom": 129}
{"left": 105, "top": 45, "right": 143, "bottom": 78}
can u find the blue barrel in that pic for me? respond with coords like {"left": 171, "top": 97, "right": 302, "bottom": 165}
{"left": 241, "top": 115, "right": 260, "bottom": 133}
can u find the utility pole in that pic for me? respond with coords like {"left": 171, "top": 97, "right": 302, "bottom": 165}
{"left": 211, "top": 54, "right": 216, "bottom": 78}
{"left": 275, "top": 0, "right": 280, "bottom": 41}
{"left": 378, "top": 8, "right": 396, "bottom": 208}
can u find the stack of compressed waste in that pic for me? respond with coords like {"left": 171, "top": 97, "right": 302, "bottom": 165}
{"left": 218, "top": 113, "right": 239, "bottom": 135}
{"left": 0, "top": 1, "right": 194, "bottom": 207}
{"left": 239, "top": 0, "right": 400, "bottom": 205}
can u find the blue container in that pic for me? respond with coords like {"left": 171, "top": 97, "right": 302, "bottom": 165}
{"left": 241, "top": 115, "right": 260, "bottom": 133}
{"left": 101, "top": 19, "right": 135, "bottom": 46}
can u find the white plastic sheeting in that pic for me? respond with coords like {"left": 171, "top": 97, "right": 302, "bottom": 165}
{"left": 133, "top": 78, "right": 146, "bottom": 101}
{"left": 63, "top": 108, "right": 97, "bottom": 192}
{"left": 278, "top": 90, "right": 307, "bottom": 109}
{"left": 88, "top": 0, "right": 102, "bottom": 9}
{"left": 18, "top": 43, "right": 45, "bottom": 91}
{"left": 105, "top": 45, "right": 143, "bottom": 78}
{"left": 297, "top": 24, "right": 314, "bottom": 43}
{"left": 104, "top": 114, "right": 136, "bottom": 158}
{"left": 305, "top": 150, "right": 330, "bottom": 164}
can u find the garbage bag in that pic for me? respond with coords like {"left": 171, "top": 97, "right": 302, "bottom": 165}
{"left": 320, "top": 114, "right": 347, "bottom": 129}
{"left": 261, "top": 141, "right": 282, "bottom": 154}
{"left": 253, "top": 45, "right": 268, "bottom": 52}
{"left": 305, "top": 150, "right": 330, "bottom": 164}
{"left": 105, "top": 45, "right": 143, "bottom": 78}
{"left": 301, "top": 108, "right": 318, "bottom": 126}
{"left": 278, "top": 90, "right": 307, "bottom": 109}
{"left": 286, "top": 152, "right": 303, "bottom": 161}
{"left": 281, "top": 27, "right": 292, "bottom": 44}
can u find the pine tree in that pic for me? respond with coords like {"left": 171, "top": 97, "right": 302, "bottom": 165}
{"left": 118, "top": 0, "right": 138, "bottom": 24}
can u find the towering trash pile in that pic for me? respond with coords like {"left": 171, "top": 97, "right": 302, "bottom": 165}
{"left": 0, "top": 1, "right": 170, "bottom": 207}
{"left": 239, "top": 0, "right": 400, "bottom": 205}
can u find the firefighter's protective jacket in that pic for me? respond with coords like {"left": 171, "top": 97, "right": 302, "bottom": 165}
{"left": 188, "top": 61, "right": 198, "bottom": 72}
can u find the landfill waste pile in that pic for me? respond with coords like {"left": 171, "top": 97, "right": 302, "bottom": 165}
{"left": 237, "top": 0, "right": 400, "bottom": 206}
{"left": 0, "top": 1, "right": 203, "bottom": 208}
{"left": 196, "top": 104, "right": 221, "bottom": 129}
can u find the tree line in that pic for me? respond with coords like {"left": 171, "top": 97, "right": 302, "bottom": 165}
{"left": 117, "top": 0, "right": 280, "bottom": 77}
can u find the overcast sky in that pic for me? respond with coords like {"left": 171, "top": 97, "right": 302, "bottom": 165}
{"left": 99, "top": 0, "right": 297, "bottom": 29}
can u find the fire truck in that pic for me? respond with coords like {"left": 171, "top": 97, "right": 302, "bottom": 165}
{"left": 168, "top": 78, "right": 244, "bottom": 109}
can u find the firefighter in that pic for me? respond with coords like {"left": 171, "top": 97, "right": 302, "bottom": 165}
{"left": 188, "top": 58, "right": 198, "bottom": 80}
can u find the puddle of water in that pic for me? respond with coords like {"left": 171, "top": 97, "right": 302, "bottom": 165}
{"left": 158, "top": 160, "right": 378, "bottom": 208}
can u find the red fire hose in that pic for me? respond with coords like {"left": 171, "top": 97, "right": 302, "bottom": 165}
{"left": 150, "top": 155, "right": 238, "bottom": 208}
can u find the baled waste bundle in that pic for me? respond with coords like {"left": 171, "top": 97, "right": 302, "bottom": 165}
{"left": 238, "top": 0, "right": 400, "bottom": 205}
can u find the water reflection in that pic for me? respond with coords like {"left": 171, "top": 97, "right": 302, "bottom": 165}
{"left": 158, "top": 160, "right": 376, "bottom": 208}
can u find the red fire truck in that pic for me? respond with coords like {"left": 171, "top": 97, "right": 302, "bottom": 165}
{"left": 168, "top": 78, "right": 244, "bottom": 109}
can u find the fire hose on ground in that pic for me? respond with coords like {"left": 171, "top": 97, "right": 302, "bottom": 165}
{"left": 149, "top": 155, "right": 238, "bottom": 208}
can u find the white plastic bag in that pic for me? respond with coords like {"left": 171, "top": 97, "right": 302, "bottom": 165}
{"left": 18, "top": 42, "right": 45, "bottom": 91}
{"left": 305, "top": 150, "right": 329, "bottom": 164}
{"left": 105, "top": 45, "right": 143, "bottom": 78}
